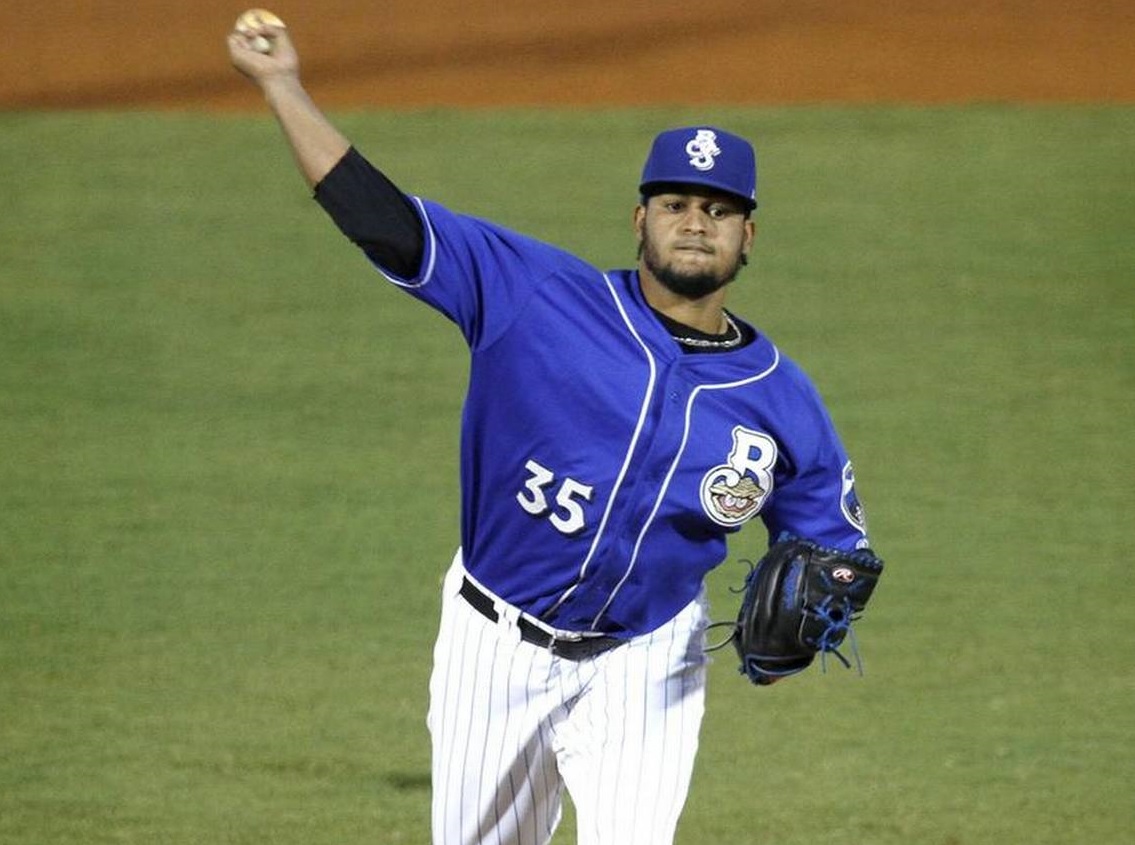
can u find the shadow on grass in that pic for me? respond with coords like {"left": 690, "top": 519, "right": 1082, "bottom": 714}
{"left": 385, "top": 771, "right": 431, "bottom": 792}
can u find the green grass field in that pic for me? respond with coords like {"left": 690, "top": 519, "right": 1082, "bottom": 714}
{"left": 2, "top": 105, "right": 1132, "bottom": 844}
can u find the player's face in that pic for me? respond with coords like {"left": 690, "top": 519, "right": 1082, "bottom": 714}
{"left": 635, "top": 190, "right": 754, "bottom": 300}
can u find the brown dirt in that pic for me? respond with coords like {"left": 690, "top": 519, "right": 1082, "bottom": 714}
{"left": 1, "top": 0, "right": 1131, "bottom": 109}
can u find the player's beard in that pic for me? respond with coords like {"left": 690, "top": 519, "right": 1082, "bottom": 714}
{"left": 638, "top": 232, "right": 747, "bottom": 300}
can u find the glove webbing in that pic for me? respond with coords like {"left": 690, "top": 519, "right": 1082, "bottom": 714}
{"left": 809, "top": 596, "right": 864, "bottom": 675}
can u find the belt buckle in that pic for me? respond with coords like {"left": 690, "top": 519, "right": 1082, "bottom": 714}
{"left": 547, "top": 630, "right": 581, "bottom": 656}
{"left": 554, "top": 630, "right": 613, "bottom": 660}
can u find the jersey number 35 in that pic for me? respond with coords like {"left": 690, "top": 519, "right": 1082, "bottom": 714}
{"left": 516, "top": 459, "right": 595, "bottom": 536}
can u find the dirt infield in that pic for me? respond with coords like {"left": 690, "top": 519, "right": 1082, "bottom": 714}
{"left": 1, "top": 0, "right": 1131, "bottom": 109}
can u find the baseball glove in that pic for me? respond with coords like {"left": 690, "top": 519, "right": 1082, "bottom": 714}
{"left": 711, "top": 535, "right": 884, "bottom": 686}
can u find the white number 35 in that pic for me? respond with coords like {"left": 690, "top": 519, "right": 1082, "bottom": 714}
{"left": 516, "top": 459, "right": 594, "bottom": 536}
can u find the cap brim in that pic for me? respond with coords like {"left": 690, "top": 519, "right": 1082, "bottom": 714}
{"left": 640, "top": 179, "right": 757, "bottom": 210}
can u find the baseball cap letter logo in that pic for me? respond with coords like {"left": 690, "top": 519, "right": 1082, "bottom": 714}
{"left": 685, "top": 130, "right": 722, "bottom": 171}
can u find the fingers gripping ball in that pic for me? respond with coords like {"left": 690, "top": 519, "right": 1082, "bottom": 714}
{"left": 235, "top": 8, "right": 286, "bottom": 54}
{"left": 727, "top": 535, "right": 884, "bottom": 686}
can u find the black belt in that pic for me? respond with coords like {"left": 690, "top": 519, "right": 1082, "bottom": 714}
{"left": 458, "top": 577, "right": 624, "bottom": 661}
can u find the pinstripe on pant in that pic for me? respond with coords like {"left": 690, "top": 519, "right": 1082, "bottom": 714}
{"left": 428, "top": 554, "right": 708, "bottom": 845}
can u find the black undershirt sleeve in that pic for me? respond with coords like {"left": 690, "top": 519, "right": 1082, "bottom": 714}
{"left": 313, "top": 147, "right": 424, "bottom": 280}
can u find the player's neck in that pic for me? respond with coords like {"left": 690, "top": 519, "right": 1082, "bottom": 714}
{"left": 638, "top": 272, "right": 729, "bottom": 335}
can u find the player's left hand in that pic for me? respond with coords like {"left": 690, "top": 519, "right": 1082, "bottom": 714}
{"left": 717, "top": 535, "right": 884, "bottom": 686}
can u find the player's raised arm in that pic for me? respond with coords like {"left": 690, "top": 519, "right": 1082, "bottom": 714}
{"left": 227, "top": 11, "right": 424, "bottom": 279}
{"left": 227, "top": 9, "right": 349, "bottom": 188}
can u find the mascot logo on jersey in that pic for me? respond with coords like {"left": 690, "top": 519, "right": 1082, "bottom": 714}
{"left": 700, "top": 426, "right": 777, "bottom": 527}
{"left": 685, "top": 130, "right": 722, "bottom": 172}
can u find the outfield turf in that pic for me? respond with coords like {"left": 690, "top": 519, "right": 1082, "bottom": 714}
{"left": 1, "top": 106, "right": 1132, "bottom": 844}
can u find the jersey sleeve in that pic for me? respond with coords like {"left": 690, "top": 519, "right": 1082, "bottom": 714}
{"left": 370, "top": 198, "right": 586, "bottom": 351}
{"left": 761, "top": 364, "right": 872, "bottom": 552}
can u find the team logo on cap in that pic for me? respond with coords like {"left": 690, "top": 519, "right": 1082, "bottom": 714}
{"left": 685, "top": 129, "right": 722, "bottom": 172}
{"left": 700, "top": 426, "right": 776, "bottom": 527}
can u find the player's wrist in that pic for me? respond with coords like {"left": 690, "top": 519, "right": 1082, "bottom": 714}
{"left": 259, "top": 74, "right": 307, "bottom": 107}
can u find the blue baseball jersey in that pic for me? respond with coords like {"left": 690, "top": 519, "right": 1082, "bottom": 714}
{"left": 372, "top": 197, "right": 870, "bottom": 638}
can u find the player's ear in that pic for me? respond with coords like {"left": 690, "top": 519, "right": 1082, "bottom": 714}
{"left": 632, "top": 204, "right": 646, "bottom": 240}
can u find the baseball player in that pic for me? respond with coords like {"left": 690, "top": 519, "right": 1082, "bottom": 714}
{"left": 230, "top": 16, "right": 873, "bottom": 845}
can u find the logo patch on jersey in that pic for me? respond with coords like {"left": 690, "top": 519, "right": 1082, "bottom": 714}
{"left": 685, "top": 129, "right": 722, "bottom": 172}
{"left": 700, "top": 427, "right": 777, "bottom": 527}
{"left": 840, "top": 461, "right": 868, "bottom": 533}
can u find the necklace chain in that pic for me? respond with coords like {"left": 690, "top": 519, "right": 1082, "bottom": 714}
{"left": 671, "top": 313, "right": 743, "bottom": 349}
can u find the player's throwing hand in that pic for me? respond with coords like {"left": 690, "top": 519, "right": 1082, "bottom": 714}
{"left": 227, "top": 9, "right": 297, "bottom": 82}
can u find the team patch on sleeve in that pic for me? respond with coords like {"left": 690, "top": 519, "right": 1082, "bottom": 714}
{"left": 840, "top": 460, "right": 868, "bottom": 534}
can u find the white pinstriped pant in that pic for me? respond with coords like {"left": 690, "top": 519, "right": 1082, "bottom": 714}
{"left": 428, "top": 552, "right": 709, "bottom": 845}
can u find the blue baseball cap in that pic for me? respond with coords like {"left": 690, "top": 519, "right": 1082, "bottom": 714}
{"left": 639, "top": 126, "right": 757, "bottom": 210}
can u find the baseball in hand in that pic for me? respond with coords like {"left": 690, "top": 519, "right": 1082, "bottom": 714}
{"left": 235, "top": 8, "right": 286, "bottom": 53}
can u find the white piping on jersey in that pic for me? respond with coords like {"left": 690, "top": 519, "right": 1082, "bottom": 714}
{"left": 543, "top": 272, "right": 659, "bottom": 619}
{"left": 589, "top": 347, "right": 782, "bottom": 631}
{"left": 375, "top": 196, "right": 438, "bottom": 289}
